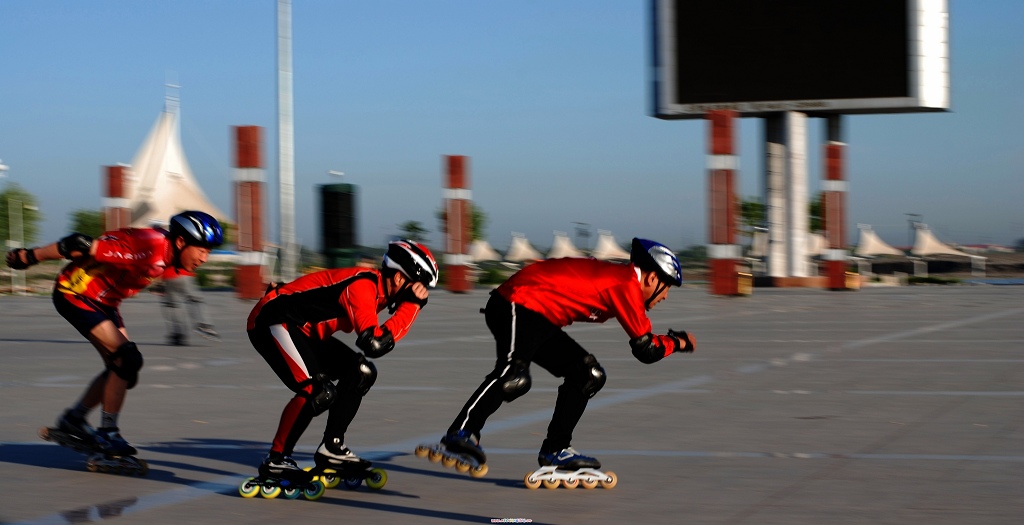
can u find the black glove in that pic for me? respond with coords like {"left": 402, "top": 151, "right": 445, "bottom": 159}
{"left": 6, "top": 248, "right": 38, "bottom": 270}
{"left": 667, "top": 329, "right": 694, "bottom": 353}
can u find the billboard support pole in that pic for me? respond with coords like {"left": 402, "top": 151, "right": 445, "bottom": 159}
{"left": 707, "top": 110, "right": 740, "bottom": 295}
{"left": 824, "top": 116, "right": 851, "bottom": 290}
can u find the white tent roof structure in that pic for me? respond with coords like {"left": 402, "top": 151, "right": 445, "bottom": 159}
{"left": 911, "top": 224, "right": 973, "bottom": 258}
{"left": 546, "top": 231, "right": 584, "bottom": 259}
{"left": 504, "top": 233, "right": 543, "bottom": 262}
{"left": 125, "top": 97, "right": 226, "bottom": 227}
{"left": 854, "top": 225, "right": 905, "bottom": 257}
{"left": 591, "top": 230, "right": 630, "bottom": 261}
{"left": 469, "top": 239, "right": 501, "bottom": 262}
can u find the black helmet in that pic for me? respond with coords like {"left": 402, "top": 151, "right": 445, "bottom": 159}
{"left": 383, "top": 240, "right": 439, "bottom": 288}
{"left": 630, "top": 238, "right": 682, "bottom": 287}
{"left": 169, "top": 211, "right": 224, "bottom": 249}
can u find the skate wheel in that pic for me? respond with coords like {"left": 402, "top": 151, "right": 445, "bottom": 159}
{"left": 561, "top": 478, "right": 579, "bottom": 489}
{"left": 239, "top": 477, "right": 261, "bottom": 498}
{"left": 542, "top": 478, "right": 560, "bottom": 490}
{"left": 342, "top": 477, "right": 362, "bottom": 490}
{"left": 260, "top": 485, "right": 282, "bottom": 499}
{"left": 321, "top": 473, "right": 341, "bottom": 489}
{"left": 86, "top": 462, "right": 99, "bottom": 473}
{"left": 469, "top": 463, "right": 489, "bottom": 478}
{"left": 441, "top": 456, "right": 458, "bottom": 468}
{"left": 600, "top": 471, "right": 617, "bottom": 489}
{"left": 427, "top": 449, "right": 443, "bottom": 463}
{"left": 282, "top": 487, "right": 301, "bottom": 499}
{"left": 303, "top": 481, "right": 326, "bottom": 501}
{"left": 580, "top": 477, "right": 599, "bottom": 489}
{"left": 523, "top": 474, "right": 542, "bottom": 490}
{"left": 414, "top": 445, "right": 430, "bottom": 458}
{"left": 135, "top": 459, "right": 149, "bottom": 476}
{"left": 455, "top": 460, "right": 471, "bottom": 473}
{"left": 366, "top": 468, "right": 388, "bottom": 490}
{"left": 39, "top": 427, "right": 52, "bottom": 441}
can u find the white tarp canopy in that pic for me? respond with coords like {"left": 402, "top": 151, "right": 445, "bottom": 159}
{"left": 469, "top": 239, "right": 501, "bottom": 262}
{"left": 504, "top": 233, "right": 543, "bottom": 262}
{"left": 854, "top": 225, "right": 905, "bottom": 257}
{"left": 591, "top": 230, "right": 630, "bottom": 261}
{"left": 125, "top": 99, "right": 227, "bottom": 227}
{"left": 546, "top": 231, "right": 584, "bottom": 259}
{"left": 807, "top": 232, "right": 827, "bottom": 257}
{"left": 912, "top": 224, "right": 973, "bottom": 258}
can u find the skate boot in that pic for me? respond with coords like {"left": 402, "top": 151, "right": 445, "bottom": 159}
{"left": 526, "top": 447, "right": 617, "bottom": 490}
{"left": 414, "top": 429, "right": 488, "bottom": 478}
{"left": 194, "top": 324, "right": 221, "bottom": 342}
{"left": 94, "top": 427, "right": 137, "bottom": 456}
{"left": 312, "top": 438, "right": 387, "bottom": 491}
{"left": 240, "top": 453, "right": 325, "bottom": 500}
{"left": 538, "top": 447, "right": 601, "bottom": 469}
{"left": 57, "top": 411, "right": 96, "bottom": 445}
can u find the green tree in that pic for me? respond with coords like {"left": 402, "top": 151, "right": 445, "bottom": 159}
{"left": 739, "top": 196, "right": 765, "bottom": 237}
{"left": 0, "top": 183, "right": 43, "bottom": 246}
{"left": 397, "top": 220, "right": 429, "bottom": 243}
{"left": 68, "top": 209, "right": 104, "bottom": 238}
{"left": 436, "top": 203, "right": 489, "bottom": 241}
{"left": 809, "top": 192, "right": 824, "bottom": 233}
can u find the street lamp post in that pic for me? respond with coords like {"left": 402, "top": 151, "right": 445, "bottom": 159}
{"left": 906, "top": 213, "right": 922, "bottom": 250}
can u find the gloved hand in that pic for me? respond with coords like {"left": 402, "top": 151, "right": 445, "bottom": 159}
{"left": 667, "top": 329, "right": 695, "bottom": 353}
{"left": 6, "top": 248, "right": 39, "bottom": 270}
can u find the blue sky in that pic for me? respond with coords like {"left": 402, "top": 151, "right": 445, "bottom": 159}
{"left": 1, "top": 0, "right": 1021, "bottom": 252}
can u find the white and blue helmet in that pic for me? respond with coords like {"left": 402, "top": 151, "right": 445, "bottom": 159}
{"left": 630, "top": 238, "right": 682, "bottom": 287}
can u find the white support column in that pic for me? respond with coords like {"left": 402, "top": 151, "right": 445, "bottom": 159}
{"left": 786, "top": 111, "right": 809, "bottom": 277}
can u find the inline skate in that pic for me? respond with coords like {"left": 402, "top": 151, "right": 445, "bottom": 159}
{"left": 414, "top": 429, "right": 489, "bottom": 478}
{"left": 239, "top": 455, "right": 326, "bottom": 500}
{"left": 524, "top": 447, "right": 617, "bottom": 489}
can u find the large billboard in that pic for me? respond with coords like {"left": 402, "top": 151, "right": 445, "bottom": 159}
{"left": 650, "top": 0, "right": 949, "bottom": 119}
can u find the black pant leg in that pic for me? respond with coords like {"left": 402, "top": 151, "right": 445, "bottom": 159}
{"left": 532, "top": 332, "right": 592, "bottom": 453}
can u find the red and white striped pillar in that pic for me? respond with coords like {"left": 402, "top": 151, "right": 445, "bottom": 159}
{"left": 707, "top": 110, "right": 741, "bottom": 295}
{"left": 233, "top": 125, "right": 265, "bottom": 300}
{"left": 443, "top": 155, "right": 472, "bottom": 293}
{"left": 823, "top": 116, "right": 850, "bottom": 290}
{"left": 103, "top": 165, "right": 131, "bottom": 230}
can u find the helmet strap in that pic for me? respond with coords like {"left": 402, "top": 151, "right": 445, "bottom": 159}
{"left": 385, "top": 277, "right": 413, "bottom": 314}
{"left": 645, "top": 280, "right": 669, "bottom": 310}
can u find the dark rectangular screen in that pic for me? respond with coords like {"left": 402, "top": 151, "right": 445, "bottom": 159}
{"left": 670, "top": 0, "right": 909, "bottom": 104}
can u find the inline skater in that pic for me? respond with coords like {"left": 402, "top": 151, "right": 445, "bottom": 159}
{"left": 434, "top": 238, "right": 696, "bottom": 475}
{"left": 6, "top": 211, "right": 223, "bottom": 456}
{"left": 246, "top": 240, "right": 437, "bottom": 482}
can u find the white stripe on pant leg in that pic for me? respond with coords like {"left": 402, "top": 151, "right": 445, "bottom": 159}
{"left": 269, "top": 323, "right": 311, "bottom": 380}
{"left": 457, "top": 300, "right": 517, "bottom": 432}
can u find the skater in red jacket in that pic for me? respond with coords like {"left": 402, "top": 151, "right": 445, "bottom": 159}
{"left": 433, "top": 238, "right": 695, "bottom": 473}
{"left": 5, "top": 211, "right": 223, "bottom": 456}
{"left": 247, "top": 240, "right": 438, "bottom": 480}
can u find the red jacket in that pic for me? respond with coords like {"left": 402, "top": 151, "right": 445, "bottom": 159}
{"left": 246, "top": 267, "right": 422, "bottom": 343}
{"left": 496, "top": 258, "right": 683, "bottom": 359}
{"left": 56, "top": 228, "right": 170, "bottom": 307}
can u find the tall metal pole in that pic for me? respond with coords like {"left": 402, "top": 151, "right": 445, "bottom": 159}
{"left": 278, "top": 0, "right": 296, "bottom": 281}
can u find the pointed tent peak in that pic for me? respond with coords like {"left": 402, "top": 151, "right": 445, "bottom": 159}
{"left": 592, "top": 230, "right": 631, "bottom": 261}
{"left": 469, "top": 239, "right": 501, "bottom": 262}
{"left": 546, "top": 231, "right": 584, "bottom": 259}
{"left": 911, "top": 223, "right": 972, "bottom": 258}
{"left": 505, "top": 232, "right": 543, "bottom": 263}
{"left": 855, "top": 224, "right": 905, "bottom": 257}
{"left": 125, "top": 101, "right": 227, "bottom": 229}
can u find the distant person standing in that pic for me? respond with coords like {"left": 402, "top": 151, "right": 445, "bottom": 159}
{"left": 160, "top": 265, "right": 220, "bottom": 346}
